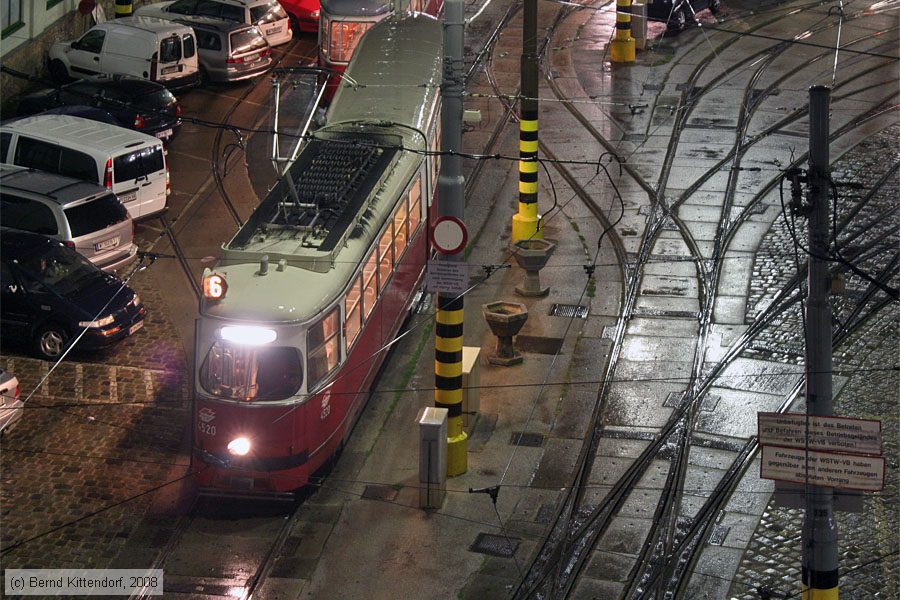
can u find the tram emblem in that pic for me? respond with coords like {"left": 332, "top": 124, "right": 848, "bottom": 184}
{"left": 320, "top": 394, "right": 331, "bottom": 421}
{"left": 199, "top": 408, "right": 216, "bottom": 423}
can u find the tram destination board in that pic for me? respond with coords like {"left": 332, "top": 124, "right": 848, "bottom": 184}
{"left": 760, "top": 445, "right": 885, "bottom": 492}
{"left": 757, "top": 412, "right": 882, "bottom": 455}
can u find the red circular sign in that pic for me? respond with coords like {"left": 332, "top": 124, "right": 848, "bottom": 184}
{"left": 431, "top": 216, "right": 467, "bottom": 255}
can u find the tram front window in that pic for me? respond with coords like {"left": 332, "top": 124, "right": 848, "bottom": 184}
{"left": 328, "top": 21, "right": 372, "bottom": 63}
{"left": 200, "top": 343, "right": 303, "bottom": 401}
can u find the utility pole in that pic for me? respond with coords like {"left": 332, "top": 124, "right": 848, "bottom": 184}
{"left": 802, "top": 85, "right": 839, "bottom": 600}
{"left": 511, "top": 0, "right": 542, "bottom": 243}
{"left": 435, "top": 0, "right": 467, "bottom": 477}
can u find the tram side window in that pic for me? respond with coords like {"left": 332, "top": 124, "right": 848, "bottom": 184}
{"left": 394, "top": 199, "right": 408, "bottom": 259}
{"left": 345, "top": 275, "right": 363, "bottom": 348}
{"left": 378, "top": 225, "right": 393, "bottom": 286}
{"left": 308, "top": 307, "right": 341, "bottom": 389}
{"left": 329, "top": 21, "right": 372, "bottom": 63}
{"left": 363, "top": 250, "right": 377, "bottom": 319}
{"left": 430, "top": 120, "right": 441, "bottom": 195}
{"left": 409, "top": 177, "right": 422, "bottom": 234}
{"left": 200, "top": 343, "right": 302, "bottom": 401}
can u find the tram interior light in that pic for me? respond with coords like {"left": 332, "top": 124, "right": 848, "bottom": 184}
{"left": 220, "top": 325, "right": 276, "bottom": 345}
{"left": 227, "top": 437, "right": 251, "bottom": 456}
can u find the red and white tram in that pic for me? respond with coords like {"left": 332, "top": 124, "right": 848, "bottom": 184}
{"left": 317, "top": 0, "right": 443, "bottom": 101}
{"left": 192, "top": 13, "right": 443, "bottom": 494}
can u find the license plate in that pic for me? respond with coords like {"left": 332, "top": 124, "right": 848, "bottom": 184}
{"left": 244, "top": 52, "right": 259, "bottom": 62}
{"left": 129, "top": 321, "right": 144, "bottom": 336}
{"left": 156, "top": 128, "right": 173, "bottom": 139}
{"left": 266, "top": 26, "right": 282, "bottom": 34}
{"left": 95, "top": 236, "right": 120, "bottom": 251}
{"left": 162, "top": 65, "right": 179, "bottom": 75}
{"left": 120, "top": 191, "right": 137, "bottom": 204}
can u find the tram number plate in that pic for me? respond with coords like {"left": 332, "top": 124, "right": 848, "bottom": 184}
{"left": 199, "top": 421, "right": 216, "bottom": 436}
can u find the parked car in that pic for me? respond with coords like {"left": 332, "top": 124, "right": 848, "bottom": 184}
{"left": 647, "top": 0, "right": 721, "bottom": 32}
{"left": 281, "top": 0, "right": 319, "bottom": 33}
{"left": 136, "top": 0, "right": 293, "bottom": 46}
{"left": 0, "top": 229, "right": 147, "bottom": 361}
{"left": 0, "top": 165, "right": 138, "bottom": 273}
{"left": 180, "top": 17, "right": 273, "bottom": 85}
{"left": 47, "top": 17, "right": 199, "bottom": 90}
{"left": 0, "top": 368, "right": 23, "bottom": 435}
{"left": 11, "top": 78, "right": 182, "bottom": 143}
{"left": 0, "top": 114, "right": 170, "bottom": 220}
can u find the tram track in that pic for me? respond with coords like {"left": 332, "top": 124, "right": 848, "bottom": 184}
{"left": 501, "top": 0, "right": 899, "bottom": 596}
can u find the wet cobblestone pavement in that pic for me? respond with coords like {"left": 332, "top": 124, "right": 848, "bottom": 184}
{"left": 0, "top": 267, "right": 190, "bottom": 573}
{"left": 728, "top": 124, "right": 899, "bottom": 598}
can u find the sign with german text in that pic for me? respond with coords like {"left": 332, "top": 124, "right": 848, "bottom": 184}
{"left": 757, "top": 412, "right": 882, "bottom": 456}
{"left": 760, "top": 445, "right": 885, "bottom": 491}
{"left": 426, "top": 261, "right": 468, "bottom": 295}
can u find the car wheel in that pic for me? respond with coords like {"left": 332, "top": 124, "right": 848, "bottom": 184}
{"left": 708, "top": 0, "right": 721, "bottom": 14}
{"left": 34, "top": 324, "right": 69, "bottom": 361}
{"left": 668, "top": 6, "right": 688, "bottom": 32}
{"left": 49, "top": 60, "right": 71, "bottom": 84}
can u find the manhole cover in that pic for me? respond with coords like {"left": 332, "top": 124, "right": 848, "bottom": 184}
{"left": 362, "top": 485, "right": 398, "bottom": 501}
{"left": 549, "top": 304, "right": 588, "bottom": 319}
{"left": 470, "top": 532, "right": 520, "bottom": 557}
{"left": 510, "top": 432, "right": 544, "bottom": 447}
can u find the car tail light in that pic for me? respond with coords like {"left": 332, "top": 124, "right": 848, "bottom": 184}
{"left": 13, "top": 384, "right": 19, "bottom": 399}
{"left": 261, "top": 48, "right": 271, "bottom": 57}
{"left": 175, "top": 104, "right": 182, "bottom": 118}
{"left": 133, "top": 114, "right": 145, "bottom": 129}
{"left": 226, "top": 56, "right": 245, "bottom": 64}
{"left": 104, "top": 159, "right": 113, "bottom": 189}
{"left": 64, "top": 241, "right": 75, "bottom": 249}
{"left": 164, "top": 150, "right": 170, "bottom": 196}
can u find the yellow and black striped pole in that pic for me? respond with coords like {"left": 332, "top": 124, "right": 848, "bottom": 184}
{"left": 511, "top": 0, "right": 543, "bottom": 243}
{"left": 435, "top": 293, "right": 467, "bottom": 476}
{"left": 115, "top": 0, "right": 134, "bottom": 18}
{"left": 610, "top": 0, "right": 636, "bottom": 63}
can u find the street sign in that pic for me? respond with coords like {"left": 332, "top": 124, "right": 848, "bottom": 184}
{"left": 760, "top": 445, "right": 885, "bottom": 492}
{"left": 426, "top": 260, "right": 468, "bottom": 295}
{"left": 758, "top": 412, "right": 882, "bottom": 456}
{"left": 431, "top": 216, "right": 467, "bottom": 255}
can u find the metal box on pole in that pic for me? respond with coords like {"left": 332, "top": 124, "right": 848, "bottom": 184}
{"left": 462, "top": 346, "right": 481, "bottom": 429}
{"left": 418, "top": 406, "right": 448, "bottom": 509}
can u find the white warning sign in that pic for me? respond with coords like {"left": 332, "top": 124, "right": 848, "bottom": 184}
{"left": 758, "top": 412, "right": 882, "bottom": 455}
{"left": 760, "top": 445, "right": 885, "bottom": 492}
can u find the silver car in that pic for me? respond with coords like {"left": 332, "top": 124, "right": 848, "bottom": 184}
{"left": 0, "top": 368, "right": 23, "bottom": 434}
{"left": 0, "top": 165, "right": 137, "bottom": 272}
{"left": 179, "top": 17, "right": 274, "bottom": 84}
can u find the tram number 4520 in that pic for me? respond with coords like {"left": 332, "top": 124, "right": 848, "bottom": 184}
{"left": 199, "top": 421, "right": 217, "bottom": 436}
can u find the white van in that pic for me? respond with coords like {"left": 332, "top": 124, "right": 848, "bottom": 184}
{"left": 1, "top": 115, "right": 170, "bottom": 220}
{"left": 48, "top": 17, "right": 199, "bottom": 90}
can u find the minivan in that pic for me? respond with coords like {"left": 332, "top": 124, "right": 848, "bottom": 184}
{"left": 0, "top": 115, "right": 170, "bottom": 220}
{"left": 180, "top": 17, "right": 273, "bottom": 84}
{"left": 48, "top": 17, "right": 199, "bottom": 90}
{"left": 0, "top": 165, "right": 138, "bottom": 273}
{"left": 136, "top": 0, "right": 292, "bottom": 47}
{"left": 0, "top": 229, "right": 147, "bottom": 361}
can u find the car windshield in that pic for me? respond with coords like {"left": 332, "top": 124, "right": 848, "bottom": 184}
{"left": 200, "top": 342, "right": 303, "bottom": 401}
{"left": 16, "top": 245, "right": 102, "bottom": 296}
{"left": 231, "top": 28, "right": 267, "bottom": 54}
{"left": 251, "top": 2, "right": 287, "bottom": 23}
{"left": 64, "top": 193, "right": 129, "bottom": 237}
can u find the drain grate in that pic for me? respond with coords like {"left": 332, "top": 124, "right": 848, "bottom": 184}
{"left": 470, "top": 532, "right": 520, "bottom": 557}
{"left": 362, "top": 485, "right": 398, "bottom": 502}
{"left": 510, "top": 431, "right": 544, "bottom": 447}
{"left": 549, "top": 303, "right": 588, "bottom": 319}
{"left": 707, "top": 524, "right": 730, "bottom": 546}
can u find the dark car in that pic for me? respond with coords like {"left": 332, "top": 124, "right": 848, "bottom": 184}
{"left": 647, "top": 0, "right": 720, "bottom": 32}
{"left": 0, "top": 229, "right": 146, "bottom": 361}
{"left": 11, "top": 78, "right": 182, "bottom": 142}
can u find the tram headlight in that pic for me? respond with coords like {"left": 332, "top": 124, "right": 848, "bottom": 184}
{"left": 220, "top": 325, "right": 276, "bottom": 345}
{"left": 227, "top": 437, "right": 251, "bottom": 456}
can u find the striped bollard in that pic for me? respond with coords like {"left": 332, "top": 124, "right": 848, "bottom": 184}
{"left": 610, "top": 0, "right": 636, "bottom": 63}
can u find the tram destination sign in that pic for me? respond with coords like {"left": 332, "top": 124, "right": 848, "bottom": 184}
{"left": 757, "top": 412, "right": 882, "bottom": 456}
{"left": 760, "top": 445, "right": 885, "bottom": 492}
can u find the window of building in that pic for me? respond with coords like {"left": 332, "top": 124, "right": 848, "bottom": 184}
{"left": 1, "top": 0, "right": 24, "bottom": 39}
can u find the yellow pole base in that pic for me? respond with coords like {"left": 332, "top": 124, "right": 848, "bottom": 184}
{"left": 511, "top": 212, "right": 543, "bottom": 243}
{"left": 447, "top": 431, "right": 468, "bottom": 476}
{"left": 610, "top": 37, "right": 636, "bottom": 63}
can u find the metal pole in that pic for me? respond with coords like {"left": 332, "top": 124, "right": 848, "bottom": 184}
{"left": 511, "top": 0, "right": 542, "bottom": 243}
{"left": 802, "top": 85, "right": 839, "bottom": 600}
{"left": 610, "top": 0, "right": 636, "bottom": 63}
{"left": 436, "top": 0, "right": 467, "bottom": 477}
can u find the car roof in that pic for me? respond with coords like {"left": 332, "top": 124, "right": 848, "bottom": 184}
{"left": 0, "top": 165, "right": 110, "bottom": 205}
{"left": 0, "top": 227, "right": 66, "bottom": 256}
{"left": 105, "top": 15, "right": 196, "bottom": 34}
{"left": 174, "top": 15, "right": 259, "bottom": 33}
{"left": 1, "top": 115, "right": 161, "bottom": 152}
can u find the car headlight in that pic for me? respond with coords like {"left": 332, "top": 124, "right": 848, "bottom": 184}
{"left": 79, "top": 314, "right": 116, "bottom": 328}
{"left": 312, "top": 9, "right": 319, "bottom": 18}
